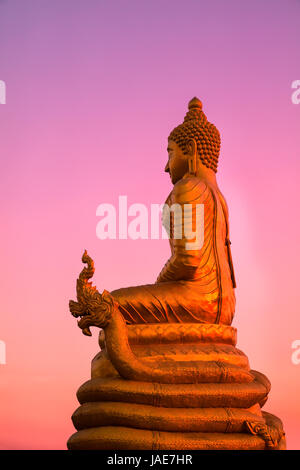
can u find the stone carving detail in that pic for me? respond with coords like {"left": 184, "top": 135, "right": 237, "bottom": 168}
{"left": 69, "top": 250, "right": 114, "bottom": 335}
{"left": 245, "top": 420, "right": 285, "bottom": 449}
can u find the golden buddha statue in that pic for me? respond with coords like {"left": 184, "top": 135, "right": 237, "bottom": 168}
{"left": 110, "top": 97, "right": 236, "bottom": 326}
{"left": 67, "top": 98, "right": 286, "bottom": 450}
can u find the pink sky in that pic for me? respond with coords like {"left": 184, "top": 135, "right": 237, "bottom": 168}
{"left": 0, "top": 0, "right": 300, "bottom": 449}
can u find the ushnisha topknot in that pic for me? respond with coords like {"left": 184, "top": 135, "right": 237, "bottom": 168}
{"left": 168, "top": 97, "right": 221, "bottom": 173}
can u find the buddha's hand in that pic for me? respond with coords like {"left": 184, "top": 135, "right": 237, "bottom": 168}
{"left": 155, "top": 264, "right": 169, "bottom": 283}
{"left": 155, "top": 269, "right": 172, "bottom": 283}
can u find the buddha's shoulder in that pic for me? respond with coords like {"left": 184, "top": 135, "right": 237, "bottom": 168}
{"left": 172, "top": 175, "right": 209, "bottom": 201}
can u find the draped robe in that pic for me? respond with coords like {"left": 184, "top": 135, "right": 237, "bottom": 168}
{"left": 110, "top": 173, "right": 236, "bottom": 325}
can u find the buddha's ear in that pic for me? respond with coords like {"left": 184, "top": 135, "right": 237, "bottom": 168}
{"left": 186, "top": 138, "right": 197, "bottom": 175}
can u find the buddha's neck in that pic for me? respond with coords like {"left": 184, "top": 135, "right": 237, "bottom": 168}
{"left": 184, "top": 166, "right": 218, "bottom": 187}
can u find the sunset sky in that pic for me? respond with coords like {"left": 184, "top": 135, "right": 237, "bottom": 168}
{"left": 0, "top": 0, "right": 299, "bottom": 449}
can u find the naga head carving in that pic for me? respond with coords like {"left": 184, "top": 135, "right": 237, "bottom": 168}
{"left": 69, "top": 250, "right": 118, "bottom": 336}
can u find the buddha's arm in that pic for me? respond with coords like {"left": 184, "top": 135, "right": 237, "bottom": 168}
{"left": 156, "top": 177, "right": 208, "bottom": 283}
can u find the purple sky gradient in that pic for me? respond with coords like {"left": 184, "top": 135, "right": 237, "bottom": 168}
{"left": 0, "top": 0, "right": 299, "bottom": 449}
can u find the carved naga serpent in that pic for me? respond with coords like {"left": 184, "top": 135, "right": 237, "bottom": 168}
{"left": 69, "top": 251, "right": 253, "bottom": 384}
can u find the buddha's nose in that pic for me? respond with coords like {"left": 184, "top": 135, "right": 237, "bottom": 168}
{"left": 165, "top": 162, "right": 169, "bottom": 173}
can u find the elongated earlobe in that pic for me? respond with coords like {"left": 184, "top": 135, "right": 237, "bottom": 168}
{"left": 188, "top": 155, "right": 196, "bottom": 175}
{"left": 187, "top": 139, "right": 197, "bottom": 175}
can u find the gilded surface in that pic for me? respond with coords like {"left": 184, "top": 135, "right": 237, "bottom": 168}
{"left": 68, "top": 98, "right": 285, "bottom": 450}
{"left": 110, "top": 99, "right": 235, "bottom": 326}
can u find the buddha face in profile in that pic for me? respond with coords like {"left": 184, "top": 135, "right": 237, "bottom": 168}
{"left": 165, "top": 140, "right": 189, "bottom": 184}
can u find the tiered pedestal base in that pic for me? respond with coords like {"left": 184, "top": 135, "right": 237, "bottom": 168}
{"left": 68, "top": 323, "right": 285, "bottom": 450}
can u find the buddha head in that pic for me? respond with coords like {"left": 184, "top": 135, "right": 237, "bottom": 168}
{"left": 165, "top": 97, "right": 221, "bottom": 184}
